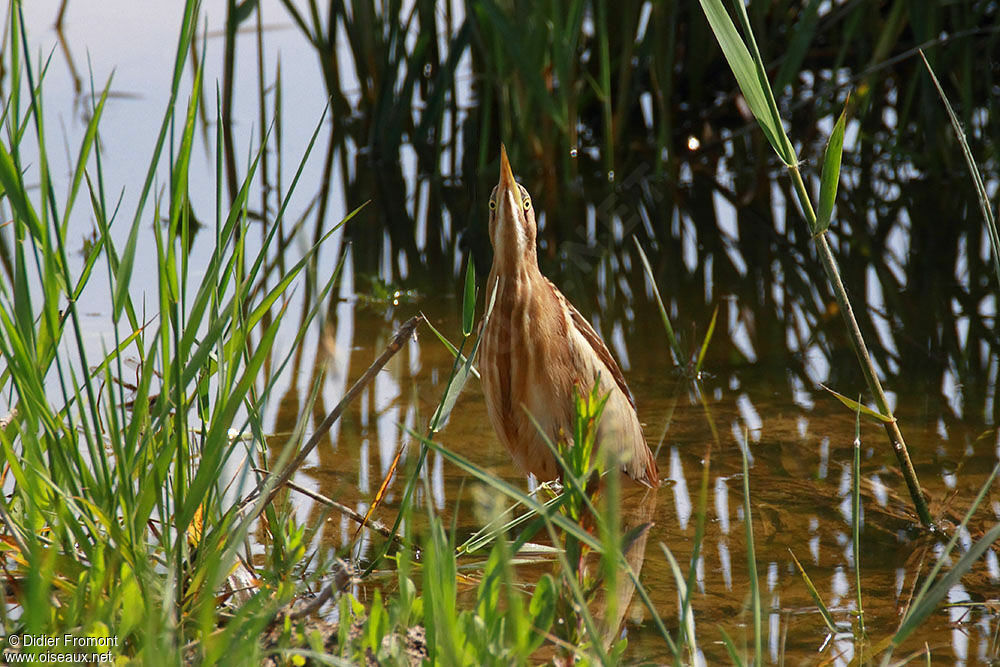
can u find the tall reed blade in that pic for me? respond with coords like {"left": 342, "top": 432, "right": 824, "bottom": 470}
{"left": 920, "top": 50, "right": 1000, "bottom": 289}
{"left": 740, "top": 428, "right": 762, "bottom": 664}
{"left": 852, "top": 401, "right": 866, "bottom": 638}
{"left": 696, "top": 0, "right": 933, "bottom": 529}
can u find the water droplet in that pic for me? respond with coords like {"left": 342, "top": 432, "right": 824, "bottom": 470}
{"left": 687, "top": 135, "right": 701, "bottom": 151}
{"left": 607, "top": 170, "right": 615, "bottom": 182}
{"left": 569, "top": 147, "right": 578, "bottom": 158}
{"left": 423, "top": 63, "right": 432, "bottom": 77}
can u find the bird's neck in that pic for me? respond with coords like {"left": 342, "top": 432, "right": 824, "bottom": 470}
{"left": 488, "top": 243, "right": 542, "bottom": 293}
{"left": 491, "top": 214, "right": 540, "bottom": 265}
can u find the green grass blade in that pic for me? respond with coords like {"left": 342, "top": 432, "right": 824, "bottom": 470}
{"left": 815, "top": 100, "right": 848, "bottom": 235}
{"left": 409, "top": 429, "right": 604, "bottom": 554}
{"left": 113, "top": 207, "right": 142, "bottom": 323}
{"left": 727, "top": 0, "right": 797, "bottom": 165}
{"left": 169, "top": 52, "right": 204, "bottom": 231}
{"left": 693, "top": 304, "right": 719, "bottom": 377}
{"left": 633, "top": 237, "right": 682, "bottom": 365}
{"left": 892, "top": 522, "right": 1000, "bottom": 649}
{"left": 718, "top": 626, "right": 746, "bottom": 667}
{"left": 852, "top": 401, "right": 866, "bottom": 637}
{"left": 527, "top": 573, "right": 556, "bottom": 652}
{"left": 421, "top": 315, "right": 480, "bottom": 380}
{"left": 462, "top": 256, "right": 476, "bottom": 337}
{"left": 119, "top": 0, "right": 201, "bottom": 301}
{"left": 788, "top": 549, "right": 838, "bottom": 634}
{"left": 740, "top": 428, "right": 762, "bottom": 664}
{"left": 661, "top": 543, "right": 698, "bottom": 659}
{"left": 0, "top": 142, "right": 43, "bottom": 241}
{"left": 63, "top": 73, "right": 111, "bottom": 230}
{"left": 430, "top": 277, "right": 498, "bottom": 432}
{"left": 697, "top": 0, "right": 790, "bottom": 163}
{"left": 920, "top": 50, "right": 1000, "bottom": 289}
{"left": 820, "top": 384, "right": 894, "bottom": 423}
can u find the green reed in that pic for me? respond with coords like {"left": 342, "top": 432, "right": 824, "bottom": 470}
{"left": 920, "top": 50, "right": 1000, "bottom": 290}
{"left": 853, "top": 403, "right": 867, "bottom": 639}
{"left": 5, "top": 2, "right": 1000, "bottom": 664}
{"left": 176, "top": 1, "right": 1000, "bottom": 442}
{"left": 0, "top": 0, "right": 348, "bottom": 661}
{"left": 698, "top": 0, "right": 935, "bottom": 528}
{"left": 250, "top": 1, "right": 998, "bottom": 190}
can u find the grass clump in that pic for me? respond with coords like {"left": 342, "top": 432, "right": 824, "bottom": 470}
{"left": 0, "top": 1, "right": 345, "bottom": 662}
{"left": 327, "top": 508, "right": 556, "bottom": 665}
{"left": 3, "top": 2, "right": 999, "bottom": 665}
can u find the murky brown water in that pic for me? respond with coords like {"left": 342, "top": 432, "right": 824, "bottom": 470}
{"left": 268, "top": 292, "right": 1000, "bottom": 664}
{"left": 13, "top": 2, "right": 1000, "bottom": 663}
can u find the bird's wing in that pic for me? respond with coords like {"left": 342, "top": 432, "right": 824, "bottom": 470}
{"left": 545, "top": 278, "right": 637, "bottom": 410}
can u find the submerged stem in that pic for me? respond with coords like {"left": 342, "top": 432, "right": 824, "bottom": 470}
{"left": 788, "top": 165, "right": 934, "bottom": 529}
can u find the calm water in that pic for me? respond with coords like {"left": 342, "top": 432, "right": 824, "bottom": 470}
{"left": 272, "top": 294, "right": 999, "bottom": 664}
{"left": 7, "top": 2, "right": 1000, "bottom": 664}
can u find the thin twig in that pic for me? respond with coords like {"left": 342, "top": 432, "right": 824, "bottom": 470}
{"left": 253, "top": 468, "right": 401, "bottom": 544}
{"left": 241, "top": 315, "right": 422, "bottom": 511}
{"left": 286, "top": 583, "right": 334, "bottom": 620}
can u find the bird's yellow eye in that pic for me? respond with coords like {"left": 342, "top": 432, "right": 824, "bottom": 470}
{"left": 522, "top": 197, "right": 531, "bottom": 211}
{"left": 489, "top": 199, "right": 496, "bottom": 211}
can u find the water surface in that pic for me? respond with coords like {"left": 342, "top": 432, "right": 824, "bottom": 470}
{"left": 6, "top": 2, "right": 1000, "bottom": 663}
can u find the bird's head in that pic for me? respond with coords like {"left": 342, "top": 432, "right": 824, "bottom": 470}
{"left": 488, "top": 144, "right": 537, "bottom": 270}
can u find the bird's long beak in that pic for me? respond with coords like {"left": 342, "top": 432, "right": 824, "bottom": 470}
{"left": 492, "top": 144, "right": 532, "bottom": 268}
{"left": 498, "top": 144, "right": 517, "bottom": 195}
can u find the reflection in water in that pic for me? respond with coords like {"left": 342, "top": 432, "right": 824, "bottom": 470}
{"left": 987, "top": 551, "right": 1000, "bottom": 581}
{"left": 594, "top": 488, "right": 657, "bottom": 653}
{"left": 718, "top": 539, "right": 732, "bottom": 592}
{"left": 831, "top": 567, "right": 849, "bottom": 609}
{"left": 767, "top": 603, "right": 780, "bottom": 664}
{"left": 714, "top": 477, "right": 730, "bottom": 535}
{"left": 870, "top": 474, "right": 888, "bottom": 507}
{"left": 9, "top": 3, "right": 1000, "bottom": 662}
{"left": 258, "top": 299, "right": 1000, "bottom": 662}
{"left": 948, "top": 584, "right": 970, "bottom": 661}
{"left": 669, "top": 446, "right": 692, "bottom": 530}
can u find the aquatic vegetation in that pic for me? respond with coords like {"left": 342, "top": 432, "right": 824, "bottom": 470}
{"left": 0, "top": 2, "right": 344, "bottom": 661}
{"left": 1, "top": 0, "right": 998, "bottom": 664}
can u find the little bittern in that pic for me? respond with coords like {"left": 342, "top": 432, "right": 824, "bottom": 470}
{"left": 479, "top": 146, "right": 660, "bottom": 488}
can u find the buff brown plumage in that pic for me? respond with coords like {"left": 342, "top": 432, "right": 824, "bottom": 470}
{"left": 478, "top": 145, "right": 659, "bottom": 488}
